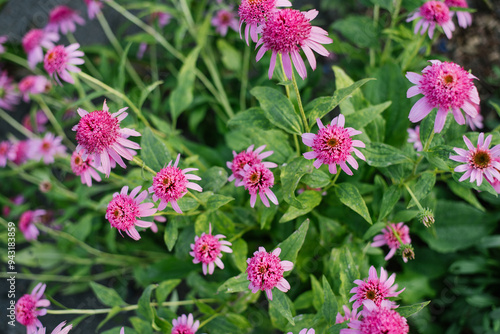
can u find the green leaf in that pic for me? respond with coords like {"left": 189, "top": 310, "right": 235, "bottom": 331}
{"left": 332, "top": 16, "right": 380, "bottom": 48}
{"left": 451, "top": 172, "right": 498, "bottom": 197}
{"left": 89, "top": 282, "right": 126, "bottom": 307}
{"left": 138, "top": 80, "right": 163, "bottom": 109}
{"left": 140, "top": 128, "right": 170, "bottom": 173}
{"left": 217, "top": 39, "right": 242, "bottom": 73}
{"left": 280, "top": 191, "right": 322, "bottom": 223}
{"left": 164, "top": 219, "right": 178, "bottom": 252}
{"left": 446, "top": 180, "right": 485, "bottom": 211}
{"left": 294, "top": 291, "right": 314, "bottom": 310}
{"left": 156, "top": 279, "right": 181, "bottom": 303}
{"left": 336, "top": 183, "right": 373, "bottom": 224}
{"left": 116, "top": 42, "right": 132, "bottom": 92}
{"left": 392, "top": 210, "right": 419, "bottom": 222}
{"left": 228, "top": 107, "right": 273, "bottom": 130}
{"left": 130, "top": 317, "right": 153, "bottom": 334}
{"left": 301, "top": 168, "right": 331, "bottom": 188}
{"left": 207, "top": 194, "right": 234, "bottom": 210}
{"left": 379, "top": 185, "right": 402, "bottom": 220}
{"left": 97, "top": 306, "right": 122, "bottom": 330}
{"left": 269, "top": 290, "right": 295, "bottom": 326}
{"left": 338, "top": 247, "right": 360, "bottom": 304}
{"left": 364, "top": 142, "right": 413, "bottom": 167}
{"left": 345, "top": 101, "right": 392, "bottom": 130}
{"left": 322, "top": 276, "right": 339, "bottom": 327}
{"left": 363, "top": 221, "right": 386, "bottom": 240}
{"left": 217, "top": 274, "right": 249, "bottom": 294}
{"left": 137, "top": 285, "right": 156, "bottom": 322}
{"left": 407, "top": 172, "right": 436, "bottom": 208}
{"left": 200, "top": 167, "right": 228, "bottom": 193}
{"left": 231, "top": 238, "right": 248, "bottom": 273}
{"left": 251, "top": 87, "right": 302, "bottom": 135}
{"left": 310, "top": 275, "right": 324, "bottom": 312}
{"left": 276, "top": 219, "right": 310, "bottom": 263}
{"left": 280, "top": 157, "right": 314, "bottom": 209}
{"left": 370, "top": 0, "right": 393, "bottom": 10}
{"left": 397, "top": 301, "right": 431, "bottom": 318}
{"left": 170, "top": 47, "right": 200, "bottom": 120}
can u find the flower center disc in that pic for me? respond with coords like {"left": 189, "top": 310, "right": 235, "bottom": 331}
{"left": 473, "top": 151, "right": 491, "bottom": 169}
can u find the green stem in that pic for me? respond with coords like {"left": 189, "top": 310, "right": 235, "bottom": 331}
{"left": 370, "top": 4, "right": 380, "bottom": 68}
{"left": 72, "top": 74, "right": 95, "bottom": 112}
{"left": 403, "top": 183, "right": 424, "bottom": 211}
{"left": 131, "top": 156, "right": 157, "bottom": 176}
{"left": 149, "top": 43, "right": 161, "bottom": 110}
{"left": 0, "top": 108, "right": 34, "bottom": 138}
{"left": 1, "top": 52, "right": 44, "bottom": 74}
{"left": 199, "top": 313, "right": 219, "bottom": 329}
{"left": 291, "top": 71, "right": 308, "bottom": 133}
{"left": 412, "top": 130, "right": 435, "bottom": 175}
{"left": 389, "top": 223, "right": 406, "bottom": 245}
{"left": 187, "top": 190, "right": 205, "bottom": 207}
{"left": 240, "top": 45, "right": 250, "bottom": 111}
{"left": 0, "top": 268, "right": 130, "bottom": 283}
{"left": 293, "top": 134, "right": 301, "bottom": 156}
{"left": 66, "top": 32, "right": 102, "bottom": 80}
{"left": 325, "top": 172, "right": 341, "bottom": 191}
{"left": 381, "top": 0, "right": 402, "bottom": 64}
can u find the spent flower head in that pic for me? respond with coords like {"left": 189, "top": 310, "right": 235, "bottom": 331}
{"left": 401, "top": 244, "right": 415, "bottom": 263}
{"left": 190, "top": 223, "right": 233, "bottom": 275}
{"left": 407, "top": 1, "right": 455, "bottom": 39}
{"left": 15, "top": 283, "right": 50, "bottom": 334}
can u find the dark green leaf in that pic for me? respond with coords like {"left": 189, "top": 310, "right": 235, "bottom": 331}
{"left": 345, "top": 101, "right": 392, "bottom": 130}
{"left": 231, "top": 238, "right": 248, "bottom": 273}
{"left": 137, "top": 284, "right": 156, "bottom": 322}
{"left": 164, "top": 219, "right": 178, "bottom": 252}
{"left": 301, "top": 168, "right": 331, "bottom": 188}
{"left": 280, "top": 157, "right": 314, "bottom": 208}
{"left": 446, "top": 180, "right": 485, "bottom": 211}
{"left": 280, "top": 191, "right": 322, "bottom": 223}
{"left": 322, "top": 276, "right": 338, "bottom": 327}
{"left": 336, "top": 183, "right": 372, "bottom": 224}
{"left": 364, "top": 142, "right": 413, "bottom": 167}
{"left": 363, "top": 222, "right": 386, "bottom": 240}
{"left": 89, "top": 282, "right": 126, "bottom": 307}
{"left": 140, "top": 128, "right": 170, "bottom": 173}
{"left": 392, "top": 210, "right": 419, "bottom": 222}
{"left": 269, "top": 290, "right": 295, "bottom": 326}
{"left": 138, "top": 80, "right": 163, "bottom": 109}
{"left": 228, "top": 107, "right": 273, "bottom": 130}
{"left": 207, "top": 194, "right": 234, "bottom": 210}
{"left": 97, "top": 306, "right": 122, "bottom": 330}
{"left": 407, "top": 172, "right": 436, "bottom": 208}
{"left": 379, "top": 185, "right": 402, "bottom": 220}
{"left": 217, "top": 274, "right": 249, "bottom": 293}
{"left": 200, "top": 167, "right": 228, "bottom": 193}
{"left": 276, "top": 219, "right": 310, "bottom": 263}
{"left": 170, "top": 47, "right": 200, "bottom": 120}
{"left": 397, "top": 301, "right": 431, "bottom": 318}
{"left": 338, "top": 247, "right": 360, "bottom": 304}
{"left": 217, "top": 39, "right": 242, "bottom": 73}
{"left": 156, "top": 279, "right": 181, "bottom": 303}
{"left": 332, "top": 16, "right": 380, "bottom": 48}
{"left": 310, "top": 275, "right": 324, "bottom": 312}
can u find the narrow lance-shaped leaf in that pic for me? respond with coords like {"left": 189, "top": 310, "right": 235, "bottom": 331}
{"left": 276, "top": 219, "right": 310, "bottom": 263}
{"left": 336, "top": 183, "right": 373, "bottom": 224}
{"left": 170, "top": 47, "right": 201, "bottom": 120}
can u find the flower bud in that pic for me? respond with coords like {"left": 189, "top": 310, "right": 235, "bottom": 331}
{"left": 418, "top": 208, "right": 435, "bottom": 227}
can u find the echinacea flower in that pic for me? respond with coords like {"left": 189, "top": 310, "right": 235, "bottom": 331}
{"left": 371, "top": 223, "right": 411, "bottom": 261}
{"left": 22, "top": 29, "right": 59, "bottom": 69}
{"left": 488, "top": 178, "right": 500, "bottom": 194}
{"left": 212, "top": 9, "right": 239, "bottom": 36}
{"left": 288, "top": 329, "right": 315, "bottom": 334}
{"left": 0, "top": 141, "right": 14, "bottom": 167}
{"left": 23, "top": 111, "right": 50, "bottom": 133}
{"left": 46, "top": 6, "right": 85, "bottom": 35}
{"left": 9, "top": 140, "right": 31, "bottom": 165}
{"left": 30, "top": 132, "right": 67, "bottom": 165}
{"left": 466, "top": 111, "right": 483, "bottom": 131}
{"left": 302, "top": 114, "right": 365, "bottom": 175}
{"left": 19, "top": 76, "right": 50, "bottom": 102}
{"left": 0, "top": 35, "right": 7, "bottom": 54}
{"left": 336, "top": 305, "right": 361, "bottom": 324}
{"left": 0, "top": 71, "right": 21, "bottom": 111}
{"left": 407, "top": 126, "right": 422, "bottom": 151}
{"left": 149, "top": 154, "right": 202, "bottom": 213}
{"left": 238, "top": 0, "right": 291, "bottom": 45}
{"left": 106, "top": 186, "right": 156, "bottom": 240}
{"left": 84, "top": 0, "right": 107, "bottom": 20}
{"left": 406, "top": 1, "right": 455, "bottom": 39}
{"left": 239, "top": 162, "right": 278, "bottom": 207}
{"left": 34, "top": 321, "right": 73, "bottom": 334}
{"left": 171, "top": 313, "right": 199, "bottom": 334}
{"left": 73, "top": 100, "right": 141, "bottom": 177}
{"left": 44, "top": 44, "right": 85, "bottom": 85}
{"left": 246, "top": 246, "right": 293, "bottom": 300}
{"left": 190, "top": 223, "right": 233, "bottom": 275}
{"left": 406, "top": 60, "right": 480, "bottom": 133}
{"left": 19, "top": 209, "right": 46, "bottom": 241}
{"left": 15, "top": 283, "right": 50, "bottom": 334}
{"left": 70, "top": 151, "right": 102, "bottom": 187}
{"left": 151, "top": 11, "right": 172, "bottom": 29}
{"left": 227, "top": 144, "right": 274, "bottom": 186}
{"left": 256, "top": 9, "right": 332, "bottom": 80}
{"left": 445, "top": 0, "right": 472, "bottom": 28}
{"left": 349, "top": 266, "right": 404, "bottom": 310}
{"left": 449, "top": 133, "right": 500, "bottom": 186}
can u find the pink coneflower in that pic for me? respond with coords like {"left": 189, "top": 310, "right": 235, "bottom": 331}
{"left": 0, "top": 141, "right": 14, "bottom": 167}
{"left": 190, "top": 223, "right": 233, "bottom": 275}
{"left": 71, "top": 151, "right": 102, "bottom": 187}
{"left": 22, "top": 29, "right": 59, "bottom": 69}
{"left": 212, "top": 9, "right": 239, "bottom": 37}
{"left": 371, "top": 223, "right": 411, "bottom": 261}
{"left": 30, "top": 132, "right": 67, "bottom": 165}
{"left": 227, "top": 144, "right": 275, "bottom": 186}
{"left": 44, "top": 44, "right": 85, "bottom": 85}
{"left": 149, "top": 215, "right": 166, "bottom": 233}
{"left": 239, "top": 162, "right": 278, "bottom": 208}
{"left": 349, "top": 266, "right": 404, "bottom": 310}
{"left": 151, "top": 11, "right": 172, "bottom": 29}
{"left": 19, "top": 76, "right": 50, "bottom": 102}
{"left": 149, "top": 154, "right": 202, "bottom": 213}
{"left": 73, "top": 100, "right": 141, "bottom": 177}
{"left": 10, "top": 140, "right": 31, "bottom": 165}
{"left": 466, "top": 111, "right": 483, "bottom": 131}
{"left": 0, "top": 35, "right": 7, "bottom": 54}
{"left": 171, "top": 314, "right": 200, "bottom": 334}
{"left": 288, "top": 330, "right": 315, "bottom": 334}
{"left": 84, "top": 0, "right": 107, "bottom": 20}
{"left": 489, "top": 177, "right": 500, "bottom": 194}
{"left": 19, "top": 209, "right": 46, "bottom": 241}
{"left": 2, "top": 195, "right": 24, "bottom": 217}
{"left": 15, "top": 283, "right": 50, "bottom": 334}
{"left": 445, "top": 0, "right": 472, "bottom": 28}
{"left": 246, "top": 246, "right": 293, "bottom": 300}
{"left": 336, "top": 305, "right": 361, "bottom": 324}
{"left": 106, "top": 186, "right": 156, "bottom": 240}
{"left": 406, "top": 60, "right": 480, "bottom": 133}
{"left": 449, "top": 133, "right": 500, "bottom": 186}
{"left": 35, "top": 321, "right": 73, "bottom": 334}
{"left": 46, "top": 6, "right": 85, "bottom": 35}
{"left": 23, "top": 111, "right": 49, "bottom": 133}
{"left": 0, "top": 71, "right": 21, "bottom": 111}
{"left": 407, "top": 126, "right": 422, "bottom": 151}
{"left": 406, "top": 1, "right": 455, "bottom": 39}
{"left": 302, "top": 114, "right": 365, "bottom": 175}
{"left": 238, "top": 0, "right": 291, "bottom": 45}
{"left": 256, "top": 9, "right": 332, "bottom": 80}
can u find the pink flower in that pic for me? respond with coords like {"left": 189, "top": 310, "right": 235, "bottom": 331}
{"left": 34, "top": 321, "right": 73, "bottom": 334}
{"left": 106, "top": 186, "right": 156, "bottom": 240}
{"left": 407, "top": 126, "right": 422, "bottom": 151}
{"left": 406, "top": 60, "right": 480, "bottom": 133}
{"left": 151, "top": 11, "right": 172, "bottom": 29}
{"left": 22, "top": 29, "right": 59, "bottom": 69}
{"left": 302, "top": 114, "right": 365, "bottom": 175}
{"left": 73, "top": 100, "right": 141, "bottom": 177}
{"left": 149, "top": 154, "right": 202, "bottom": 213}
{"left": 371, "top": 223, "right": 411, "bottom": 261}
{"left": 406, "top": 1, "right": 455, "bottom": 39}
{"left": 445, "top": 0, "right": 472, "bottom": 28}
{"left": 489, "top": 177, "right": 500, "bottom": 194}
{"left": 238, "top": 0, "right": 291, "bottom": 45}
{"left": 0, "top": 141, "right": 15, "bottom": 167}
{"left": 19, "top": 76, "right": 50, "bottom": 102}
{"left": 349, "top": 266, "right": 404, "bottom": 310}
{"left": 466, "top": 110, "right": 483, "bottom": 131}
{"left": 288, "top": 330, "right": 315, "bottom": 334}
{"left": 239, "top": 162, "right": 278, "bottom": 208}
{"left": 46, "top": 6, "right": 85, "bottom": 35}
{"left": 171, "top": 313, "right": 200, "bottom": 334}
{"left": 449, "top": 133, "right": 500, "bottom": 187}
{"left": 23, "top": 111, "right": 50, "bottom": 133}
{"left": 120, "top": 327, "right": 125, "bottom": 334}
{"left": 44, "top": 44, "right": 85, "bottom": 85}
{"left": 212, "top": 9, "right": 239, "bottom": 36}
{"left": 2, "top": 195, "right": 24, "bottom": 217}
{"left": 0, "top": 35, "right": 7, "bottom": 54}
{"left": 246, "top": 246, "right": 293, "bottom": 300}
{"left": 190, "top": 223, "right": 233, "bottom": 275}
{"left": 15, "top": 283, "right": 50, "bottom": 333}
{"left": 0, "top": 71, "right": 21, "bottom": 111}
{"left": 227, "top": 144, "right": 274, "bottom": 186}
{"left": 336, "top": 305, "right": 361, "bottom": 324}
{"left": 19, "top": 209, "right": 46, "bottom": 241}
{"left": 256, "top": 9, "right": 332, "bottom": 80}
{"left": 340, "top": 300, "right": 409, "bottom": 334}
{"left": 10, "top": 140, "right": 31, "bottom": 165}
{"left": 71, "top": 151, "right": 102, "bottom": 187}
{"left": 30, "top": 132, "right": 67, "bottom": 164}
{"left": 84, "top": 0, "right": 107, "bottom": 20}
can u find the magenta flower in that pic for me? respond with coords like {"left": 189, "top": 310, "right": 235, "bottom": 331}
{"left": 149, "top": 154, "right": 202, "bottom": 213}
{"left": 371, "top": 223, "right": 411, "bottom": 261}
{"left": 302, "top": 114, "right": 365, "bottom": 175}
{"left": 71, "top": 151, "right": 102, "bottom": 187}
{"left": 35, "top": 321, "right": 73, "bottom": 334}
{"left": 15, "top": 283, "right": 50, "bottom": 333}
{"left": 22, "top": 29, "right": 59, "bottom": 69}
{"left": 23, "top": 111, "right": 50, "bottom": 133}
{"left": 120, "top": 327, "right": 125, "bottom": 334}
{"left": 466, "top": 111, "right": 483, "bottom": 131}
{"left": 227, "top": 144, "right": 274, "bottom": 186}
{"left": 0, "top": 141, "right": 14, "bottom": 167}
{"left": 445, "top": 0, "right": 472, "bottom": 28}
{"left": 238, "top": 0, "right": 291, "bottom": 45}
{"left": 106, "top": 186, "right": 156, "bottom": 240}
{"left": 406, "top": 1, "right": 455, "bottom": 39}
{"left": 84, "top": 0, "right": 107, "bottom": 20}
{"left": 30, "top": 132, "right": 67, "bottom": 165}
{"left": 0, "top": 71, "right": 21, "bottom": 111}
{"left": 256, "top": 9, "right": 332, "bottom": 80}
{"left": 406, "top": 60, "right": 480, "bottom": 133}
{"left": 73, "top": 100, "right": 141, "bottom": 177}
{"left": 349, "top": 266, "right": 404, "bottom": 310}
{"left": 288, "top": 330, "right": 315, "bottom": 334}
{"left": 239, "top": 162, "right": 278, "bottom": 208}
{"left": 212, "top": 9, "right": 239, "bottom": 37}
{"left": 190, "top": 223, "right": 233, "bottom": 275}
{"left": 449, "top": 133, "right": 500, "bottom": 187}
{"left": 44, "top": 43, "right": 85, "bottom": 85}
{"left": 336, "top": 305, "right": 361, "bottom": 324}
{"left": 19, "top": 209, "right": 46, "bottom": 241}
{"left": 407, "top": 126, "right": 422, "bottom": 151}
{"left": 10, "top": 140, "right": 32, "bottom": 165}
{"left": 171, "top": 313, "right": 200, "bottom": 334}
{"left": 0, "top": 35, "right": 7, "bottom": 54}
{"left": 19, "top": 75, "right": 50, "bottom": 102}
{"left": 489, "top": 177, "right": 500, "bottom": 194}
{"left": 46, "top": 6, "right": 85, "bottom": 35}
{"left": 246, "top": 246, "right": 293, "bottom": 300}
{"left": 151, "top": 11, "right": 172, "bottom": 29}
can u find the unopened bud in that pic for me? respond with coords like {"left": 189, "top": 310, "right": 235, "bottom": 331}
{"left": 418, "top": 208, "right": 434, "bottom": 227}
{"left": 401, "top": 244, "right": 415, "bottom": 263}
{"left": 39, "top": 180, "right": 52, "bottom": 193}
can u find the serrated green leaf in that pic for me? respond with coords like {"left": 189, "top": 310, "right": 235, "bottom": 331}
{"left": 89, "top": 282, "right": 126, "bottom": 307}
{"left": 217, "top": 274, "right": 249, "bottom": 293}
{"left": 322, "top": 276, "right": 338, "bottom": 327}
{"left": 379, "top": 185, "right": 402, "bottom": 220}
{"left": 276, "top": 219, "right": 310, "bottom": 263}
{"left": 280, "top": 190, "right": 322, "bottom": 223}
{"left": 397, "top": 301, "right": 431, "bottom": 318}
{"left": 269, "top": 290, "right": 295, "bottom": 326}
{"left": 280, "top": 157, "right": 314, "bottom": 209}
{"left": 407, "top": 172, "right": 436, "bottom": 208}
{"left": 170, "top": 47, "right": 200, "bottom": 120}
{"left": 336, "top": 183, "right": 372, "bottom": 224}
{"left": 207, "top": 194, "right": 234, "bottom": 210}
{"left": 364, "top": 142, "right": 413, "bottom": 167}
{"left": 140, "top": 128, "right": 170, "bottom": 173}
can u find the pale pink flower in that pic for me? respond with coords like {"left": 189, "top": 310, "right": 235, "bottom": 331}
{"left": 30, "top": 132, "right": 67, "bottom": 164}
{"left": 371, "top": 223, "right": 411, "bottom": 261}
{"left": 19, "top": 209, "right": 46, "bottom": 241}
{"left": 0, "top": 35, "right": 7, "bottom": 54}
{"left": 406, "top": 1, "right": 455, "bottom": 39}
{"left": 10, "top": 140, "right": 31, "bottom": 165}
{"left": 0, "top": 71, "right": 21, "bottom": 111}
{"left": 238, "top": 0, "right": 291, "bottom": 45}
{"left": 0, "top": 141, "right": 15, "bottom": 167}
{"left": 151, "top": 11, "right": 172, "bottom": 29}
{"left": 466, "top": 110, "right": 483, "bottom": 131}
{"left": 302, "top": 114, "right": 365, "bottom": 175}
{"left": 71, "top": 151, "right": 102, "bottom": 187}
{"left": 22, "top": 29, "right": 59, "bottom": 69}
{"left": 449, "top": 133, "right": 500, "bottom": 187}
{"left": 212, "top": 9, "right": 239, "bottom": 36}
{"left": 46, "top": 6, "right": 85, "bottom": 35}
{"left": 84, "top": 0, "right": 107, "bottom": 20}
{"left": 73, "top": 100, "right": 141, "bottom": 177}
{"left": 15, "top": 283, "right": 51, "bottom": 334}
{"left": 406, "top": 60, "right": 480, "bottom": 133}
{"left": 34, "top": 321, "right": 73, "bottom": 334}
{"left": 445, "top": 0, "right": 472, "bottom": 28}
{"left": 349, "top": 266, "right": 404, "bottom": 310}
{"left": 489, "top": 177, "right": 500, "bottom": 194}
{"left": 2, "top": 195, "right": 24, "bottom": 217}
{"left": 120, "top": 327, "right": 125, "bottom": 334}
{"left": 246, "top": 246, "right": 293, "bottom": 300}
{"left": 149, "top": 154, "right": 202, "bottom": 213}
{"left": 239, "top": 162, "right": 278, "bottom": 207}
{"left": 23, "top": 111, "right": 50, "bottom": 133}
{"left": 336, "top": 305, "right": 361, "bottom": 324}
{"left": 407, "top": 126, "right": 422, "bottom": 151}
{"left": 106, "top": 186, "right": 156, "bottom": 240}
{"left": 190, "top": 223, "right": 233, "bottom": 275}
{"left": 19, "top": 76, "right": 50, "bottom": 102}
{"left": 171, "top": 313, "right": 199, "bottom": 334}
{"left": 256, "top": 9, "right": 332, "bottom": 80}
{"left": 227, "top": 144, "right": 275, "bottom": 186}
{"left": 44, "top": 44, "right": 85, "bottom": 85}
{"left": 288, "top": 330, "right": 315, "bottom": 334}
